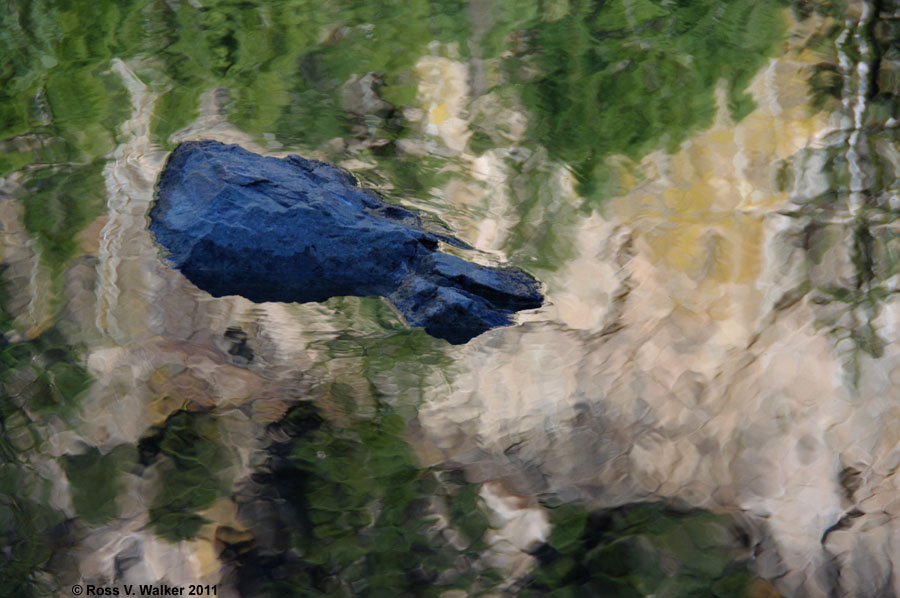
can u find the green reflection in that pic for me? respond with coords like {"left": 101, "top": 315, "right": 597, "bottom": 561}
{"left": 0, "top": 277, "right": 92, "bottom": 597}
{"left": 138, "top": 410, "right": 232, "bottom": 542}
{"left": 515, "top": 0, "right": 789, "bottom": 201}
{"left": 523, "top": 502, "right": 773, "bottom": 598}
{"left": 22, "top": 160, "right": 107, "bottom": 274}
{"left": 62, "top": 445, "right": 136, "bottom": 525}
{"left": 144, "top": 0, "right": 471, "bottom": 147}
{"left": 1, "top": 1, "right": 133, "bottom": 174}
{"left": 0, "top": 464, "right": 66, "bottom": 598}
{"left": 244, "top": 401, "right": 498, "bottom": 597}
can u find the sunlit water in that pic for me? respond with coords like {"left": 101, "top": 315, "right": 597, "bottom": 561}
{"left": 3, "top": 1, "right": 900, "bottom": 597}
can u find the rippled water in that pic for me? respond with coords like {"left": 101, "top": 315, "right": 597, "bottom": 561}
{"left": 3, "top": 0, "right": 900, "bottom": 596}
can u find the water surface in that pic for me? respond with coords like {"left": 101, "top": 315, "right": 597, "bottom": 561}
{"left": 3, "top": 1, "right": 899, "bottom": 597}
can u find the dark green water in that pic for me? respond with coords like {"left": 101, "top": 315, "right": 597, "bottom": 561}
{"left": 5, "top": 0, "right": 900, "bottom": 597}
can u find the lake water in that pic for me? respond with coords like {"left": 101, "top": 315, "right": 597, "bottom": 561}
{"left": 2, "top": 1, "right": 899, "bottom": 596}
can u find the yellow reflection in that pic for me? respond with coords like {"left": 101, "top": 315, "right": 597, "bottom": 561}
{"left": 607, "top": 38, "right": 836, "bottom": 327}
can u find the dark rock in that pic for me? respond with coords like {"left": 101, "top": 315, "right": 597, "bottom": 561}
{"left": 148, "top": 140, "right": 542, "bottom": 344}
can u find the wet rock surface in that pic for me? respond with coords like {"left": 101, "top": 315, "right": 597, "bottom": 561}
{"left": 148, "top": 140, "right": 542, "bottom": 344}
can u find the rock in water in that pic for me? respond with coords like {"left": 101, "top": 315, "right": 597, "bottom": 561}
{"left": 148, "top": 140, "right": 543, "bottom": 344}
